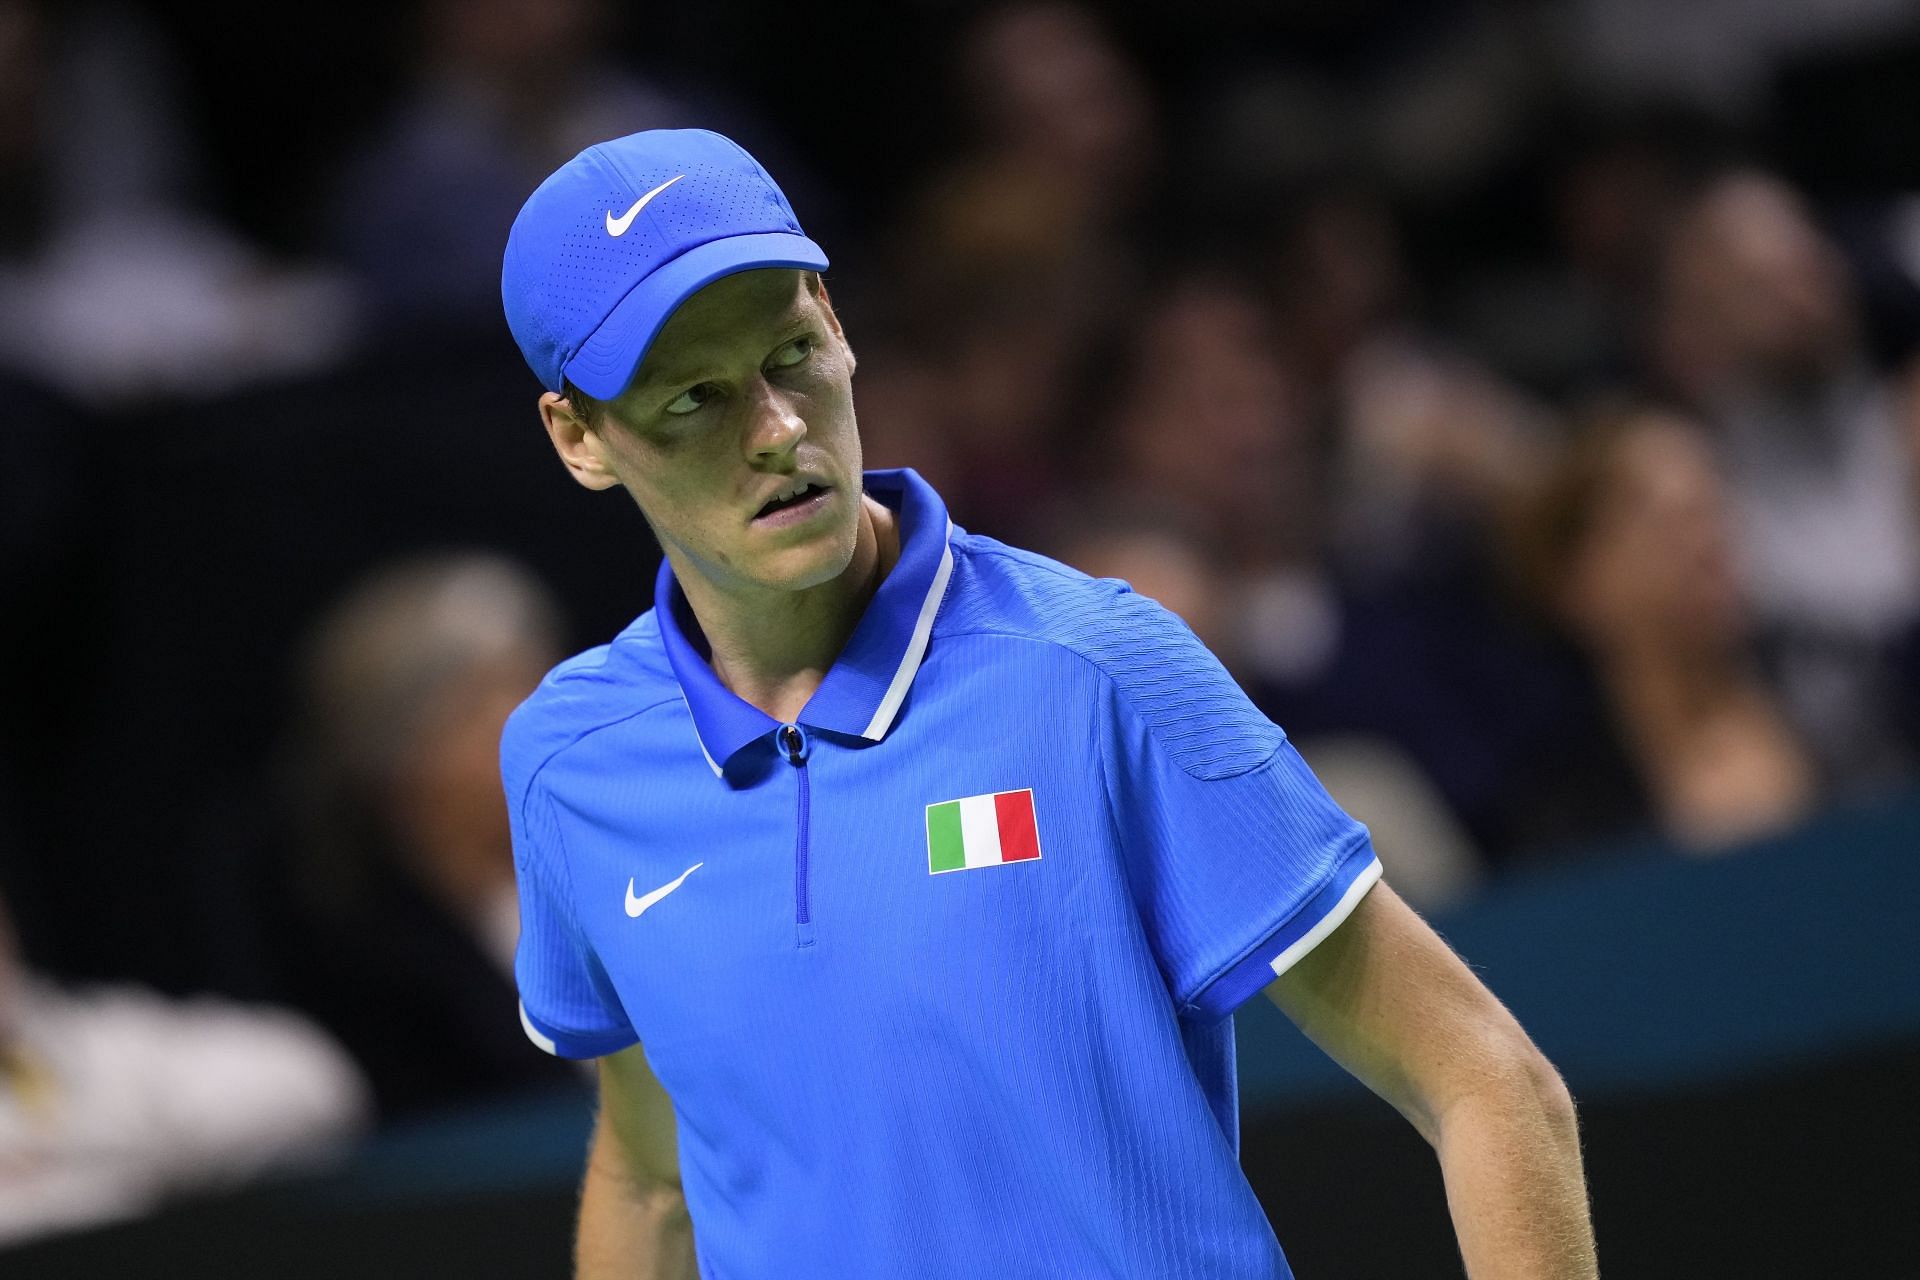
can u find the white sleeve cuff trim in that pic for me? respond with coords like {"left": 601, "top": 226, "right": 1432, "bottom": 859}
{"left": 519, "top": 1000, "right": 559, "bottom": 1056}
{"left": 1267, "top": 857, "right": 1383, "bottom": 980}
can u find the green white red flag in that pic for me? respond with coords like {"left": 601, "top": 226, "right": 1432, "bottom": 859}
{"left": 925, "top": 789, "right": 1042, "bottom": 873}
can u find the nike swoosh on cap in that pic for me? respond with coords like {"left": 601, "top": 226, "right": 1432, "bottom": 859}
{"left": 606, "top": 175, "right": 685, "bottom": 237}
{"left": 625, "top": 861, "right": 704, "bottom": 918}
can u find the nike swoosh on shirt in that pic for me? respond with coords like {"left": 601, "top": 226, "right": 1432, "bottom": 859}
{"left": 625, "top": 862, "right": 704, "bottom": 918}
{"left": 606, "top": 175, "right": 685, "bottom": 236}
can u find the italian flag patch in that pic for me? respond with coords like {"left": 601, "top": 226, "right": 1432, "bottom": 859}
{"left": 926, "top": 789, "right": 1042, "bottom": 874}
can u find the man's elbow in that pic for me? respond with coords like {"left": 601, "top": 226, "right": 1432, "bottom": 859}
{"left": 1427, "top": 1029, "right": 1578, "bottom": 1148}
{"left": 1475, "top": 1035, "right": 1579, "bottom": 1142}
{"left": 582, "top": 1130, "right": 690, "bottom": 1224}
{"left": 587, "top": 1099, "right": 683, "bottom": 1198}
{"left": 634, "top": 1179, "right": 692, "bottom": 1225}
{"left": 1527, "top": 1047, "right": 1580, "bottom": 1141}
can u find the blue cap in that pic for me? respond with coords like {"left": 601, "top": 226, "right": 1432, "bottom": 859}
{"left": 501, "top": 129, "right": 829, "bottom": 400}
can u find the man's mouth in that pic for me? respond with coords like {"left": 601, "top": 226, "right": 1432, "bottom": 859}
{"left": 754, "top": 482, "right": 832, "bottom": 523}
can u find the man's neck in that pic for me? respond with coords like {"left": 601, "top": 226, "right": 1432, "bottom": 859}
{"left": 676, "top": 495, "right": 901, "bottom": 724}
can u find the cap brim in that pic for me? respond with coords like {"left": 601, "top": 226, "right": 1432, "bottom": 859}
{"left": 561, "top": 232, "right": 831, "bottom": 401}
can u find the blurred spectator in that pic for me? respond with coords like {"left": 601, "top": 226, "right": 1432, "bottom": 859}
{"left": 1262, "top": 187, "right": 1554, "bottom": 582}
{"left": 276, "top": 554, "right": 580, "bottom": 1120}
{"left": 901, "top": 0, "right": 1156, "bottom": 288}
{"left": 1107, "top": 271, "right": 1318, "bottom": 584}
{"left": 0, "top": 890, "right": 367, "bottom": 1246}
{"left": 1653, "top": 169, "right": 1920, "bottom": 789}
{"left": 1450, "top": 109, "right": 1716, "bottom": 396}
{"left": 863, "top": 270, "right": 1100, "bottom": 540}
{"left": 1502, "top": 407, "right": 1818, "bottom": 854}
{"left": 323, "top": 0, "right": 699, "bottom": 330}
{"left": 868, "top": 1, "right": 1159, "bottom": 536}
{"left": 1266, "top": 188, "right": 1410, "bottom": 401}
{"left": 0, "top": 1, "right": 353, "bottom": 407}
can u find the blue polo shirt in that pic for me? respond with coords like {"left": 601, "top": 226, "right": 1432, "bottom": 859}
{"left": 505, "top": 468, "right": 1381, "bottom": 1279}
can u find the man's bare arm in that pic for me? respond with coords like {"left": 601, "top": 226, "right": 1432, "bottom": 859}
{"left": 1264, "top": 881, "right": 1598, "bottom": 1279}
{"left": 577, "top": 1043, "right": 697, "bottom": 1280}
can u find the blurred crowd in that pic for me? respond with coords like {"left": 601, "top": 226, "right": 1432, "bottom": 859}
{"left": 5, "top": 0, "right": 1920, "bottom": 1241}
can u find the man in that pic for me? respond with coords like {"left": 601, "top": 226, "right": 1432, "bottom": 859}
{"left": 500, "top": 129, "right": 1597, "bottom": 1279}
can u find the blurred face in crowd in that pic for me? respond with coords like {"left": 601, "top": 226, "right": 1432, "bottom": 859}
{"left": 387, "top": 652, "right": 550, "bottom": 911}
{"left": 304, "top": 554, "right": 564, "bottom": 918}
{"left": 1555, "top": 138, "right": 1678, "bottom": 297}
{"left": 542, "top": 270, "right": 864, "bottom": 604}
{"left": 963, "top": 0, "right": 1153, "bottom": 186}
{"left": 1273, "top": 190, "right": 1405, "bottom": 381}
{"left": 1112, "top": 280, "right": 1314, "bottom": 563}
{"left": 1560, "top": 415, "right": 1745, "bottom": 656}
{"left": 1661, "top": 173, "right": 1854, "bottom": 389}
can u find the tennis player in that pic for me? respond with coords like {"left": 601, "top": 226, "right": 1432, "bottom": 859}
{"left": 499, "top": 129, "right": 1597, "bottom": 1279}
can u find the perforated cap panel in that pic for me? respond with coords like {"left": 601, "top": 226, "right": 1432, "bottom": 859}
{"left": 501, "top": 130, "right": 827, "bottom": 396}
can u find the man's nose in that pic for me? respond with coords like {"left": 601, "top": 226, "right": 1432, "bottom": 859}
{"left": 744, "top": 380, "right": 805, "bottom": 460}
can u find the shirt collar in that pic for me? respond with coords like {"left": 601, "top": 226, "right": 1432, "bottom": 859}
{"left": 654, "top": 468, "right": 956, "bottom": 777}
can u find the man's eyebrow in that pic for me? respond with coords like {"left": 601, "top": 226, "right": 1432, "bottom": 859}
{"left": 627, "top": 345, "right": 731, "bottom": 399}
{"left": 629, "top": 311, "right": 818, "bottom": 396}
{"left": 628, "top": 361, "right": 704, "bottom": 398}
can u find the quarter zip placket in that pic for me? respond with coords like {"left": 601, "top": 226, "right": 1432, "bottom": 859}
{"left": 779, "top": 723, "right": 815, "bottom": 947}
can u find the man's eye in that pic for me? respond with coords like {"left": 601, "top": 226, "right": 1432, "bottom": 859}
{"left": 768, "top": 337, "right": 815, "bottom": 370}
{"left": 665, "top": 384, "right": 716, "bottom": 416}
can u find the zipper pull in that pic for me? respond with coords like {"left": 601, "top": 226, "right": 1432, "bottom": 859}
{"left": 779, "top": 723, "right": 808, "bottom": 764}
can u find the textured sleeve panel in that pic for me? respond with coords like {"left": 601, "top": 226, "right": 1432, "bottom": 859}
{"left": 1061, "top": 584, "right": 1284, "bottom": 780}
{"left": 501, "top": 690, "right": 640, "bottom": 1060}
{"left": 945, "top": 539, "right": 1282, "bottom": 780}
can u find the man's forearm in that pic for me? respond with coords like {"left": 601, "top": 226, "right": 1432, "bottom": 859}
{"left": 577, "top": 1146, "right": 698, "bottom": 1280}
{"left": 1433, "top": 1053, "right": 1598, "bottom": 1279}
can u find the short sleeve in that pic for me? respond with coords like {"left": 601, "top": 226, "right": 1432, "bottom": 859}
{"left": 509, "top": 782, "right": 639, "bottom": 1059}
{"left": 1095, "top": 605, "right": 1381, "bottom": 1023}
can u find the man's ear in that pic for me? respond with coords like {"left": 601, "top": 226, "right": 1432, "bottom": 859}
{"left": 538, "top": 392, "right": 622, "bottom": 491}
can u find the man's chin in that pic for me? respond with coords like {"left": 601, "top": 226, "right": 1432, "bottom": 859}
{"left": 750, "top": 527, "right": 861, "bottom": 595}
